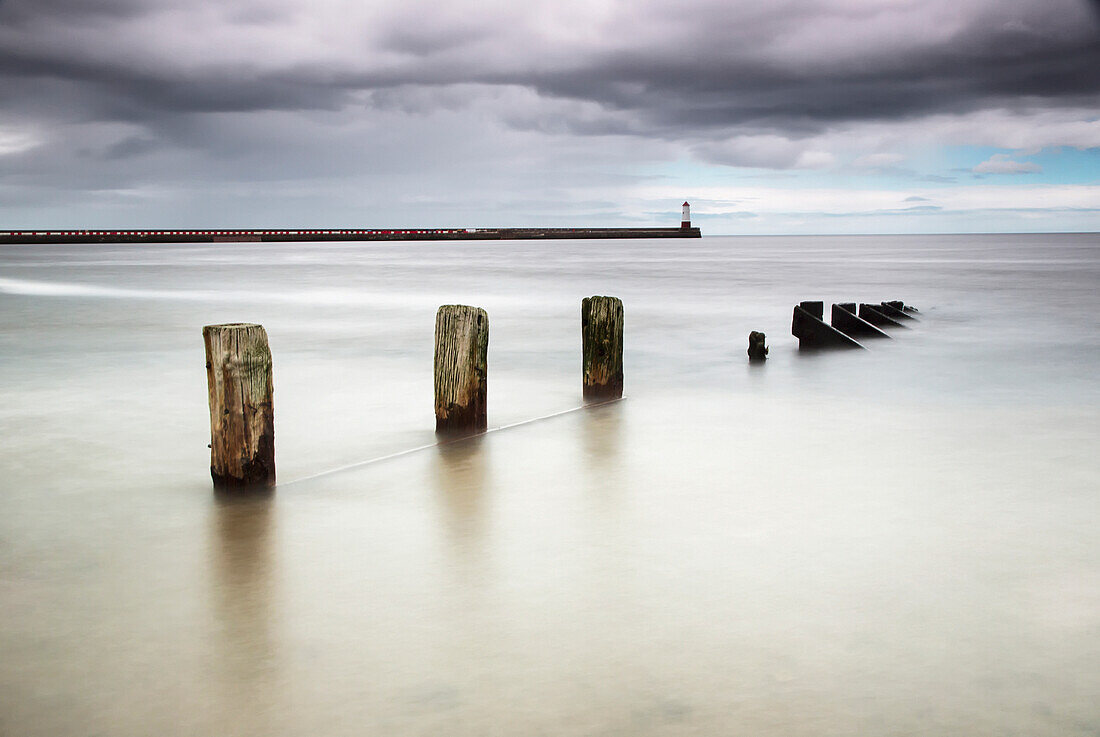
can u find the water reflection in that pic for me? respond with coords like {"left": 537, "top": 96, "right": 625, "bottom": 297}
{"left": 579, "top": 401, "right": 626, "bottom": 523}
{"left": 431, "top": 437, "right": 490, "bottom": 581}
{"left": 209, "top": 492, "right": 279, "bottom": 723}
{"left": 580, "top": 400, "right": 623, "bottom": 471}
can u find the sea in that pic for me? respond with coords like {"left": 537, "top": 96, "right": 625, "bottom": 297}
{"left": 1, "top": 234, "right": 1098, "bottom": 736}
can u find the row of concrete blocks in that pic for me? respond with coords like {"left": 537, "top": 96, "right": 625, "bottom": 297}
{"left": 792, "top": 300, "right": 919, "bottom": 351}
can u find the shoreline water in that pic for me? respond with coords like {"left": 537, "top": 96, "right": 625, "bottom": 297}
{"left": 1, "top": 233, "right": 1097, "bottom": 736}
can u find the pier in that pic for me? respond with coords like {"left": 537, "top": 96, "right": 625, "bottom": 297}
{"left": 0, "top": 226, "right": 701, "bottom": 244}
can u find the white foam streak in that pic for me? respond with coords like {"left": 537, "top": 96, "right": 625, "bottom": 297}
{"left": 0, "top": 276, "right": 568, "bottom": 310}
{"left": 0, "top": 275, "right": 415, "bottom": 305}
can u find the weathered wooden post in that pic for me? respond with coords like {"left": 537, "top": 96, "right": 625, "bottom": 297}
{"left": 748, "top": 331, "right": 768, "bottom": 361}
{"left": 434, "top": 305, "right": 488, "bottom": 435}
{"left": 203, "top": 323, "right": 275, "bottom": 489}
{"left": 581, "top": 296, "right": 624, "bottom": 401}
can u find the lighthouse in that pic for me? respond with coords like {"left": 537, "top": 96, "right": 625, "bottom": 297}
{"left": 681, "top": 201, "right": 691, "bottom": 230}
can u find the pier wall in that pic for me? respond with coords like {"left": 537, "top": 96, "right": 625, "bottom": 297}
{"left": 0, "top": 227, "right": 701, "bottom": 244}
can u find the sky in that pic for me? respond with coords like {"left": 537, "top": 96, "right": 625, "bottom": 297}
{"left": 0, "top": 0, "right": 1098, "bottom": 234}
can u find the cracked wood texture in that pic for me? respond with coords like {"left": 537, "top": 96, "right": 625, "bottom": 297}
{"left": 203, "top": 323, "right": 275, "bottom": 489}
{"left": 581, "top": 296, "right": 624, "bottom": 401}
{"left": 434, "top": 305, "right": 488, "bottom": 435}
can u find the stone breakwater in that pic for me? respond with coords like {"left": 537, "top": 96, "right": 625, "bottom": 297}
{"left": 0, "top": 227, "right": 701, "bottom": 244}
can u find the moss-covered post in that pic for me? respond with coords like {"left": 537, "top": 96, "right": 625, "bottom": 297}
{"left": 581, "top": 296, "right": 624, "bottom": 402}
{"left": 434, "top": 305, "right": 489, "bottom": 435}
{"left": 203, "top": 323, "right": 275, "bottom": 489}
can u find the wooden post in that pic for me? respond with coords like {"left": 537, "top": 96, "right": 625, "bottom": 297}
{"left": 747, "top": 331, "right": 768, "bottom": 361}
{"left": 581, "top": 296, "right": 624, "bottom": 401}
{"left": 203, "top": 323, "right": 275, "bottom": 489}
{"left": 434, "top": 305, "right": 488, "bottom": 435}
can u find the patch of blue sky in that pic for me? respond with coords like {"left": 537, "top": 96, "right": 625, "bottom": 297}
{"left": 1021, "top": 147, "right": 1100, "bottom": 184}
{"left": 660, "top": 144, "right": 1098, "bottom": 191}
{"left": 936, "top": 145, "right": 1100, "bottom": 185}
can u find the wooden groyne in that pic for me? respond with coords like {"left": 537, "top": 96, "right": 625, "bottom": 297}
{"left": 792, "top": 301, "right": 865, "bottom": 351}
{"left": 205, "top": 296, "right": 924, "bottom": 490}
{"left": 792, "top": 300, "right": 921, "bottom": 352}
{"left": 859, "top": 303, "right": 908, "bottom": 329}
{"left": 0, "top": 227, "right": 701, "bottom": 245}
{"left": 831, "top": 303, "right": 891, "bottom": 340}
{"left": 876, "top": 301, "right": 918, "bottom": 321}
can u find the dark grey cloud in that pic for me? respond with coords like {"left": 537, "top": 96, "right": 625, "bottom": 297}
{"left": 2, "top": 0, "right": 1097, "bottom": 133}
{"left": 515, "top": 15, "right": 1100, "bottom": 137}
{"left": 100, "top": 135, "right": 158, "bottom": 159}
{"left": 0, "top": 0, "right": 153, "bottom": 23}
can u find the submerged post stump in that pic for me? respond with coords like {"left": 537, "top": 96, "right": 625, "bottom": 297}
{"left": 748, "top": 331, "right": 768, "bottom": 362}
{"left": 582, "top": 296, "right": 624, "bottom": 402}
{"left": 434, "top": 305, "right": 488, "bottom": 435}
{"left": 203, "top": 323, "right": 275, "bottom": 489}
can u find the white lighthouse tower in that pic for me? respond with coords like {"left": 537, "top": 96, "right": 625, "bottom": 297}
{"left": 681, "top": 201, "right": 691, "bottom": 230}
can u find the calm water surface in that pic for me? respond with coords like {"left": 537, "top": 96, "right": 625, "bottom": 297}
{"left": 1, "top": 234, "right": 1098, "bottom": 735}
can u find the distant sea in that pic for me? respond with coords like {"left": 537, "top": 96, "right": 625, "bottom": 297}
{"left": 1, "top": 234, "right": 1098, "bottom": 736}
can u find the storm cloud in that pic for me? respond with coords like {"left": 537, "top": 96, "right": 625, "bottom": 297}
{"left": 0, "top": 0, "right": 1097, "bottom": 230}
